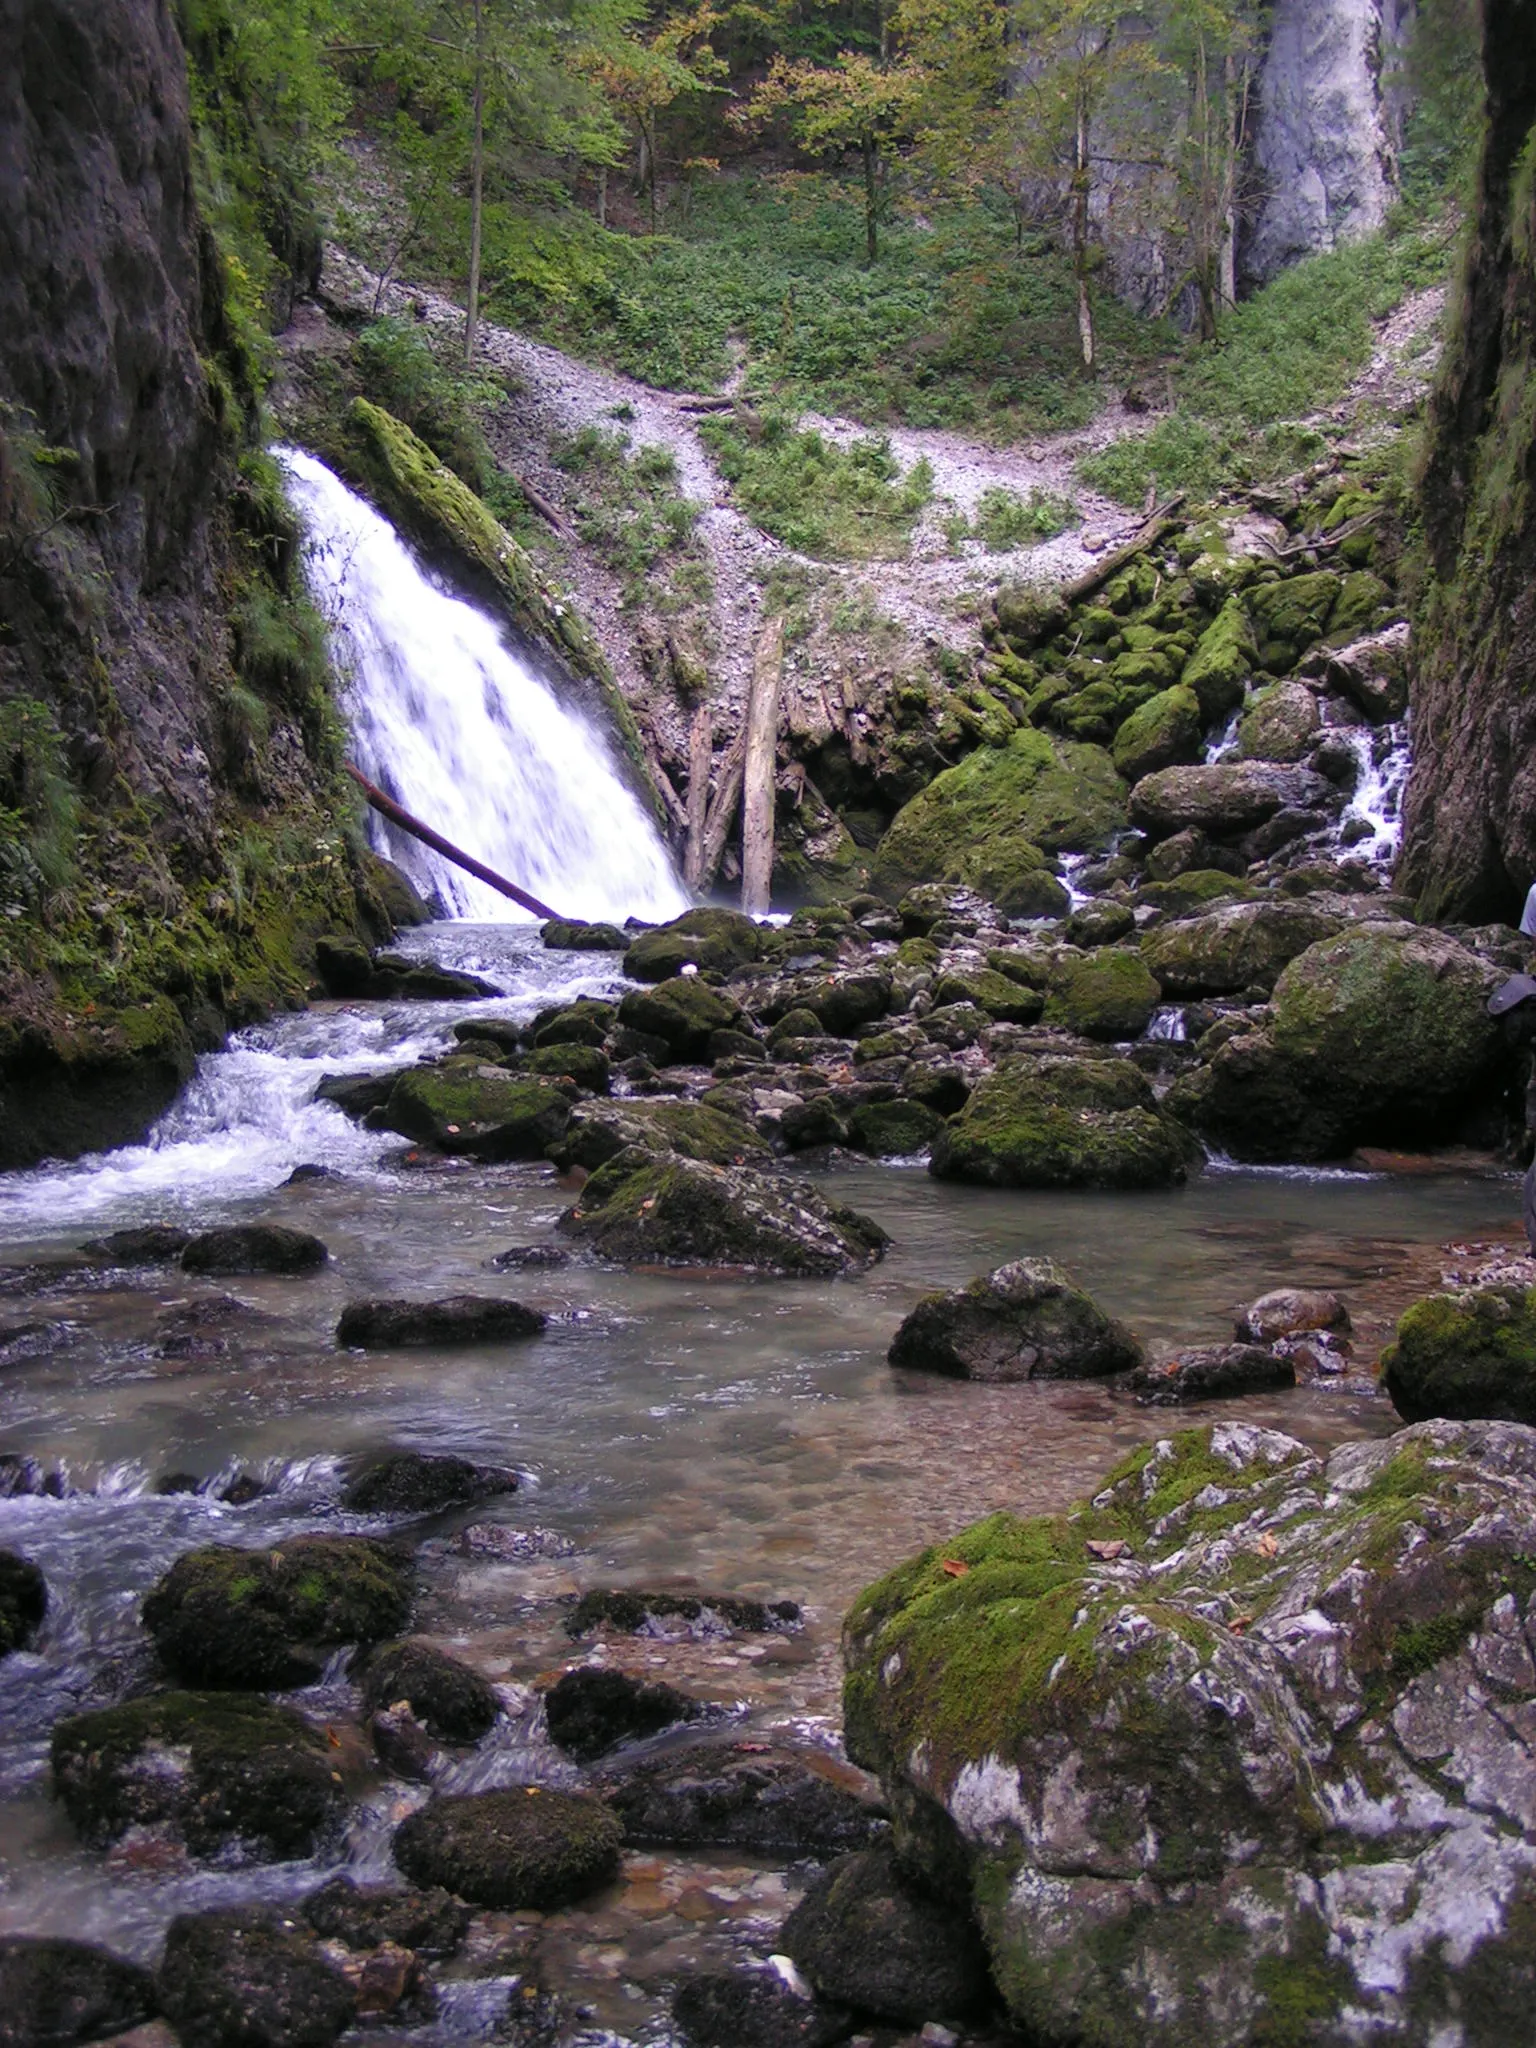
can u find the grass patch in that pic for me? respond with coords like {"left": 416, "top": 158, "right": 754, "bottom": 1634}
{"left": 549, "top": 424, "right": 706, "bottom": 605}
{"left": 970, "top": 485, "right": 1079, "bottom": 551}
{"left": 700, "top": 411, "right": 932, "bottom": 560}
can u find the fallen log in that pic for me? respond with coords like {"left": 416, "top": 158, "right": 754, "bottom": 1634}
{"left": 344, "top": 762, "right": 566, "bottom": 922}
{"left": 683, "top": 701, "right": 712, "bottom": 892}
{"left": 517, "top": 478, "right": 577, "bottom": 540}
{"left": 740, "top": 617, "right": 784, "bottom": 916}
{"left": 1061, "top": 493, "right": 1188, "bottom": 607}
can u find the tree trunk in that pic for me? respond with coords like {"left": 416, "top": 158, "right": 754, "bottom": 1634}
{"left": 597, "top": 164, "right": 608, "bottom": 228}
{"left": 683, "top": 701, "right": 712, "bottom": 892}
{"left": 698, "top": 728, "right": 746, "bottom": 891}
{"left": 464, "top": 0, "right": 485, "bottom": 365}
{"left": 740, "top": 617, "right": 784, "bottom": 916}
{"left": 862, "top": 134, "right": 878, "bottom": 265}
{"left": 344, "top": 763, "right": 564, "bottom": 921}
{"left": 1073, "top": 93, "right": 1094, "bottom": 374}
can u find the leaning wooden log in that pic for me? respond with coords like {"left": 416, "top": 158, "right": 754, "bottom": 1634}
{"left": 683, "top": 701, "right": 712, "bottom": 891}
{"left": 1061, "top": 493, "right": 1188, "bottom": 607}
{"left": 697, "top": 724, "right": 747, "bottom": 893}
{"left": 344, "top": 762, "right": 566, "bottom": 922}
{"left": 740, "top": 616, "right": 784, "bottom": 917}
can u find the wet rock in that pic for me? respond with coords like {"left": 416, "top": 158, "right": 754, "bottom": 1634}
{"left": 0, "top": 1453, "right": 62, "bottom": 1498}
{"left": 780, "top": 1845, "right": 990, "bottom": 2028}
{"left": 616, "top": 978, "right": 741, "bottom": 1061}
{"left": 458, "top": 1523, "right": 577, "bottom": 1561}
{"left": 313, "top": 1069, "right": 399, "bottom": 1120}
{"left": 153, "top": 1294, "right": 272, "bottom": 1361}
{"left": 1326, "top": 623, "right": 1410, "bottom": 724}
{"left": 1381, "top": 1286, "right": 1536, "bottom": 1424}
{"left": 525, "top": 1042, "right": 610, "bottom": 1093}
{"left": 842, "top": 1419, "right": 1536, "bottom": 2047}
{"left": 531, "top": 997, "right": 616, "bottom": 1049}
{"left": 929, "top": 968, "right": 1042, "bottom": 1026}
{"left": 549, "top": 1098, "right": 769, "bottom": 1172}
{"left": 80, "top": 1225, "right": 192, "bottom": 1265}
{"left": 1129, "top": 761, "right": 1332, "bottom": 839}
{"left": 342, "top": 1450, "right": 518, "bottom": 1515}
{"left": 335, "top": 1297, "right": 546, "bottom": 1351}
{"left": 157, "top": 1907, "right": 356, "bottom": 2048}
{"left": 1236, "top": 680, "right": 1321, "bottom": 764}
{"left": 392, "top": 1787, "right": 622, "bottom": 1909}
{"left": 1140, "top": 898, "right": 1344, "bottom": 997}
{"left": 284, "top": 1163, "right": 337, "bottom": 1185}
{"left": 672, "top": 1967, "right": 853, "bottom": 2048}
{"left": 141, "top": 1536, "right": 412, "bottom": 1688}
{"left": 1067, "top": 900, "right": 1137, "bottom": 948}
{"left": 1179, "top": 596, "right": 1258, "bottom": 720}
{"left": 1111, "top": 683, "right": 1203, "bottom": 781}
{"left": 378, "top": 1067, "right": 571, "bottom": 1160}
{"left": 369, "top": 1701, "right": 438, "bottom": 1782}
{"left": 889, "top": 1258, "right": 1145, "bottom": 1382}
{"left": 0, "top": 1550, "right": 46, "bottom": 1656}
{"left": 565, "top": 1588, "right": 801, "bottom": 1637}
{"left": 543, "top": 1665, "right": 703, "bottom": 1761}
{"left": 0, "top": 1935, "right": 157, "bottom": 2048}
{"left": 451, "top": 1016, "right": 524, "bottom": 1055}
{"left": 600, "top": 1738, "right": 888, "bottom": 1856}
{"left": 300, "top": 1876, "right": 469, "bottom": 1957}
{"left": 316, "top": 938, "right": 496, "bottom": 1002}
{"left": 219, "top": 1472, "right": 267, "bottom": 1506}
{"left": 1124, "top": 1341, "right": 1293, "bottom": 1403}
{"left": 624, "top": 909, "right": 763, "bottom": 983}
{"left": 491, "top": 1244, "right": 570, "bottom": 1270}
{"left": 844, "top": 1099, "right": 943, "bottom": 1158}
{"left": 358, "top": 1638, "right": 500, "bottom": 1742}
{"left": 558, "top": 1150, "right": 889, "bottom": 1276}
{"left": 1040, "top": 947, "right": 1161, "bottom": 1041}
{"left": 930, "top": 1055, "right": 1195, "bottom": 1190}
{"left": 51, "top": 1692, "right": 345, "bottom": 1858}
{"left": 155, "top": 1472, "right": 201, "bottom": 1496}
{"left": 541, "top": 919, "right": 627, "bottom": 952}
{"left": 180, "top": 1226, "right": 328, "bottom": 1276}
{"left": 1236, "top": 1288, "right": 1350, "bottom": 1343}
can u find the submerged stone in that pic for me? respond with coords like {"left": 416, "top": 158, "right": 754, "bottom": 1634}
{"left": 300, "top": 1875, "right": 470, "bottom": 1957}
{"left": 80, "top": 1224, "right": 193, "bottom": 1264}
{"left": 180, "top": 1225, "right": 329, "bottom": 1276}
{"left": 543, "top": 1665, "right": 703, "bottom": 1762}
{"left": 565, "top": 1588, "right": 801, "bottom": 1638}
{"left": 599, "top": 1736, "right": 887, "bottom": 1857}
{"left": 1125, "top": 1341, "right": 1293, "bottom": 1403}
{"left": 335, "top": 1298, "right": 546, "bottom": 1351}
{"left": 671, "top": 1967, "right": 852, "bottom": 2048}
{"left": 0, "top": 1550, "right": 46, "bottom": 1657}
{"left": 889, "top": 1257, "right": 1145, "bottom": 1382}
{"left": 392, "top": 1787, "right": 622, "bottom": 1909}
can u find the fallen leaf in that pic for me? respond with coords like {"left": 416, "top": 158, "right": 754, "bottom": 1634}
{"left": 941, "top": 1558, "right": 970, "bottom": 1577}
{"left": 326, "top": 1725, "right": 342, "bottom": 1749}
{"left": 1086, "top": 1538, "right": 1130, "bottom": 1560}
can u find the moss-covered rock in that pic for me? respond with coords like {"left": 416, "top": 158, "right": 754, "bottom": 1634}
{"left": 393, "top": 1787, "right": 622, "bottom": 1909}
{"left": 845, "top": 1098, "right": 945, "bottom": 1157}
{"left": 51, "top": 1691, "right": 345, "bottom": 1857}
{"left": 542, "top": 919, "right": 628, "bottom": 952}
{"left": 617, "top": 978, "right": 740, "bottom": 1061}
{"left": 1382, "top": 1286, "right": 1536, "bottom": 1424}
{"left": 1328, "top": 569, "right": 1394, "bottom": 639}
{"left": 930, "top": 1055, "right": 1194, "bottom": 1190}
{"left": 158, "top": 1906, "right": 356, "bottom": 2048}
{"left": 1041, "top": 947, "right": 1161, "bottom": 1040}
{"left": 0, "top": 1551, "right": 45, "bottom": 1658}
{"left": 380, "top": 1066, "right": 571, "bottom": 1159}
{"left": 525, "top": 1041, "right": 610, "bottom": 1092}
{"left": 1140, "top": 899, "right": 1345, "bottom": 997}
{"left": 841, "top": 1417, "right": 1536, "bottom": 2047}
{"left": 359, "top": 1638, "right": 500, "bottom": 1742}
{"left": 1237, "top": 680, "right": 1321, "bottom": 763}
{"left": 559, "top": 1149, "right": 889, "bottom": 1275}
{"left": 930, "top": 968, "right": 1044, "bottom": 1025}
{"left": 336, "top": 1297, "right": 545, "bottom": 1350}
{"left": 0, "top": 1936, "right": 157, "bottom": 2048}
{"left": 624, "top": 909, "right": 763, "bottom": 983}
{"left": 141, "top": 1535, "right": 412, "bottom": 1689}
{"left": 340, "top": 1450, "right": 517, "bottom": 1513}
{"left": 181, "top": 1225, "right": 328, "bottom": 1276}
{"left": 889, "top": 1257, "right": 1145, "bottom": 1381}
{"left": 1180, "top": 596, "right": 1257, "bottom": 720}
{"left": 1111, "top": 684, "right": 1203, "bottom": 781}
{"left": 1135, "top": 869, "right": 1256, "bottom": 917}
{"left": 1129, "top": 760, "right": 1332, "bottom": 838}
{"left": 1246, "top": 569, "right": 1341, "bottom": 664}
{"left": 551, "top": 1098, "right": 769, "bottom": 1172}
{"left": 543, "top": 1666, "right": 702, "bottom": 1763}
{"left": 531, "top": 997, "right": 615, "bottom": 1048}
{"left": 871, "top": 729, "right": 1125, "bottom": 900}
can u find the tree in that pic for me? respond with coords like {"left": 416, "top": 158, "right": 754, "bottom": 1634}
{"left": 744, "top": 49, "right": 920, "bottom": 264}
{"left": 1158, "top": 0, "right": 1257, "bottom": 341}
{"left": 581, "top": 5, "right": 724, "bottom": 235}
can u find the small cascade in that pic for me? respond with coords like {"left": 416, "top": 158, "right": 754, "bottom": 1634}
{"left": 1144, "top": 1006, "right": 1188, "bottom": 1043}
{"left": 1204, "top": 710, "right": 1241, "bottom": 764}
{"left": 1340, "top": 719, "right": 1410, "bottom": 865}
{"left": 278, "top": 449, "right": 687, "bottom": 926}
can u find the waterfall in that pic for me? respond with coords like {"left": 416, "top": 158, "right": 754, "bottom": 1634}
{"left": 277, "top": 449, "right": 688, "bottom": 925}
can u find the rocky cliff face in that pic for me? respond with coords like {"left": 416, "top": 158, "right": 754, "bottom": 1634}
{"left": 0, "top": 0, "right": 387, "bottom": 1166}
{"left": 1400, "top": 0, "right": 1536, "bottom": 923}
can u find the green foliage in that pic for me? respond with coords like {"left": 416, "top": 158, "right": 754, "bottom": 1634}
{"left": 353, "top": 319, "right": 498, "bottom": 491}
{"left": 0, "top": 700, "right": 81, "bottom": 918}
{"left": 970, "top": 485, "right": 1078, "bottom": 550}
{"left": 1395, "top": 0, "right": 1483, "bottom": 206}
{"left": 549, "top": 424, "right": 704, "bottom": 600}
{"left": 699, "top": 410, "right": 931, "bottom": 559}
{"left": 1078, "top": 415, "right": 1228, "bottom": 505}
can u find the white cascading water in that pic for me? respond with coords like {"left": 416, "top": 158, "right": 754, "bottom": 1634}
{"left": 277, "top": 448, "right": 687, "bottom": 926}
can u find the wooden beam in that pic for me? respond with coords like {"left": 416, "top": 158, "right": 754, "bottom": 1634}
{"left": 740, "top": 616, "right": 784, "bottom": 917}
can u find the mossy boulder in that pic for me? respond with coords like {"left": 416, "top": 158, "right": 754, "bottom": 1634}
{"left": 559, "top": 1150, "right": 890, "bottom": 1275}
{"left": 525, "top": 1041, "right": 610, "bottom": 1092}
{"left": 1140, "top": 899, "right": 1345, "bottom": 997}
{"left": 181, "top": 1225, "right": 328, "bottom": 1276}
{"left": 51, "top": 1691, "right": 345, "bottom": 1858}
{"left": 393, "top": 1787, "right": 622, "bottom": 1909}
{"left": 550, "top": 1097, "right": 768, "bottom": 1171}
{"left": 1111, "top": 684, "right": 1203, "bottom": 781}
{"left": 543, "top": 1666, "right": 703, "bottom": 1763}
{"left": 1382, "top": 1287, "right": 1536, "bottom": 1424}
{"left": 930, "top": 968, "right": 1044, "bottom": 1025}
{"left": 1041, "top": 947, "right": 1162, "bottom": 1041}
{"left": 625, "top": 909, "right": 763, "bottom": 984}
{"left": 0, "top": 1936, "right": 156, "bottom": 2048}
{"left": 871, "top": 729, "right": 1126, "bottom": 900}
{"left": 1135, "top": 869, "right": 1256, "bottom": 918}
{"left": 930, "top": 1055, "right": 1194, "bottom": 1190}
{"left": 1246, "top": 568, "right": 1340, "bottom": 664}
{"left": 841, "top": 1418, "right": 1536, "bottom": 2047}
{"left": 0, "top": 1551, "right": 45, "bottom": 1657}
{"left": 889, "top": 1257, "right": 1145, "bottom": 1381}
{"left": 141, "top": 1535, "right": 412, "bottom": 1689}
{"left": 1328, "top": 569, "right": 1394, "bottom": 639}
{"left": 995, "top": 583, "right": 1069, "bottom": 647}
{"left": 358, "top": 1639, "right": 500, "bottom": 1742}
{"left": 380, "top": 1066, "right": 571, "bottom": 1159}
{"left": 158, "top": 1906, "right": 356, "bottom": 2048}
{"left": 532, "top": 997, "right": 615, "bottom": 1048}
{"left": 1180, "top": 596, "right": 1257, "bottom": 719}
{"left": 845, "top": 1099, "right": 945, "bottom": 1157}
{"left": 542, "top": 919, "right": 628, "bottom": 952}
{"left": 617, "top": 978, "right": 741, "bottom": 1061}
{"left": 1237, "top": 680, "right": 1321, "bottom": 763}
{"left": 341, "top": 1450, "right": 517, "bottom": 1513}
{"left": 1129, "top": 760, "right": 1332, "bottom": 839}
{"left": 598, "top": 1736, "right": 883, "bottom": 1856}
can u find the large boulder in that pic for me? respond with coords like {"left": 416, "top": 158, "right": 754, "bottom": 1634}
{"left": 1129, "top": 760, "right": 1332, "bottom": 839}
{"left": 392, "top": 1787, "right": 622, "bottom": 1908}
{"left": 1236, "top": 680, "right": 1320, "bottom": 763}
{"left": 549, "top": 1098, "right": 768, "bottom": 1172}
{"left": 599, "top": 1737, "right": 887, "bottom": 1857}
{"left": 672, "top": 1968, "right": 851, "bottom": 2048}
{"left": 0, "top": 1550, "right": 45, "bottom": 1656}
{"left": 358, "top": 1638, "right": 500, "bottom": 1742}
{"left": 1140, "top": 898, "right": 1345, "bottom": 996}
{"left": 1111, "top": 683, "right": 1203, "bottom": 781}
{"left": 889, "top": 1257, "right": 1145, "bottom": 1381}
{"left": 930, "top": 1056, "right": 1195, "bottom": 1190}
{"left": 1180, "top": 595, "right": 1257, "bottom": 719}
{"left": 378, "top": 1066, "right": 571, "bottom": 1159}
{"left": 623, "top": 908, "right": 763, "bottom": 983}
{"left": 0, "top": 1937, "right": 156, "bottom": 2048}
{"left": 141, "top": 1536, "right": 412, "bottom": 1688}
{"left": 340, "top": 1450, "right": 518, "bottom": 1514}
{"left": 181, "top": 1225, "right": 328, "bottom": 1276}
{"left": 558, "top": 1150, "right": 889, "bottom": 1276}
{"left": 1382, "top": 1285, "right": 1536, "bottom": 1424}
{"left": 1124, "top": 1341, "right": 1294, "bottom": 1403}
{"left": 157, "top": 1907, "right": 356, "bottom": 2048}
{"left": 617, "top": 978, "right": 741, "bottom": 1061}
{"left": 543, "top": 1666, "right": 703, "bottom": 1762}
{"left": 335, "top": 1297, "right": 545, "bottom": 1350}
{"left": 1040, "top": 946, "right": 1161, "bottom": 1040}
{"left": 843, "top": 1419, "right": 1536, "bottom": 2047}
{"left": 1195, "top": 923, "right": 1500, "bottom": 1160}
{"left": 51, "top": 1691, "right": 345, "bottom": 1858}
{"left": 871, "top": 728, "right": 1126, "bottom": 900}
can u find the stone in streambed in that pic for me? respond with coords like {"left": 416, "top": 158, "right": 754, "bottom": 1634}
{"left": 548, "top": 1098, "right": 769, "bottom": 1173}
{"left": 558, "top": 1150, "right": 889, "bottom": 1276}
{"left": 0, "top": 1550, "right": 46, "bottom": 1656}
{"left": 930, "top": 1055, "right": 1194, "bottom": 1191}
{"left": 301, "top": 1875, "right": 469, "bottom": 1958}
{"left": 357, "top": 1638, "right": 500, "bottom": 1742}
{"left": 79, "top": 1224, "right": 192, "bottom": 1264}
{"left": 392, "top": 1787, "right": 622, "bottom": 1909}
{"left": 617, "top": 978, "right": 741, "bottom": 1061}
{"left": 889, "top": 1258, "right": 1145, "bottom": 1382}
{"left": 1041, "top": 946, "right": 1161, "bottom": 1041}
{"left": 1381, "top": 1286, "right": 1536, "bottom": 1424}
{"left": 141, "top": 1536, "right": 411, "bottom": 1689}
{"left": 1129, "top": 761, "right": 1331, "bottom": 839}
{"left": 1236, "top": 1288, "right": 1350, "bottom": 1343}
{"left": 779, "top": 1845, "right": 991, "bottom": 2029}
{"left": 336, "top": 1297, "right": 545, "bottom": 1351}
{"left": 672, "top": 1968, "right": 852, "bottom": 2048}
{"left": 531, "top": 996, "right": 615, "bottom": 1048}
{"left": 314, "top": 1069, "right": 399, "bottom": 1120}
{"left": 543, "top": 1665, "right": 703, "bottom": 1762}
{"left": 1124, "top": 1341, "right": 1294, "bottom": 1403}
{"left": 541, "top": 919, "right": 627, "bottom": 952}
{"left": 51, "top": 1691, "right": 345, "bottom": 1859}
{"left": 342, "top": 1449, "right": 518, "bottom": 1514}
{"left": 0, "top": 1936, "right": 157, "bottom": 2048}
{"left": 1140, "top": 898, "right": 1344, "bottom": 997}
{"left": 525, "top": 1042, "right": 610, "bottom": 1093}
{"left": 378, "top": 1066, "right": 571, "bottom": 1159}
{"left": 599, "top": 1736, "right": 887, "bottom": 1857}
{"left": 565, "top": 1587, "right": 801, "bottom": 1637}
{"left": 491, "top": 1243, "right": 569, "bottom": 1270}
{"left": 845, "top": 1098, "right": 943, "bottom": 1158}
{"left": 157, "top": 1907, "right": 356, "bottom": 2048}
{"left": 623, "top": 908, "right": 764, "bottom": 983}
{"left": 180, "top": 1225, "right": 328, "bottom": 1276}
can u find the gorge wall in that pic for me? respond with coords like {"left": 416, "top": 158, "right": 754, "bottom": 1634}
{"left": 1400, "top": 0, "right": 1536, "bottom": 924}
{"left": 0, "top": 0, "right": 391, "bottom": 1167}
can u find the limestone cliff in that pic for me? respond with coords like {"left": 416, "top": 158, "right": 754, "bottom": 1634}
{"left": 1400, "top": 0, "right": 1536, "bottom": 923}
{"left": 0, "top": 0, "right": 390, "bottom": 1166}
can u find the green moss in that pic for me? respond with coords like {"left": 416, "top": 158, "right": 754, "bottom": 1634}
{"left": 1111, "top": 684, "right": 1203, "bottom": 781}
{"left": 1250, "top": 1923, "right": 1356, "bottom": 2048}
{"left": 930, "top": 1055, "right": 1192, "bottom": 1191}
{"left": 1381, "top": 1287, "right": 1536, "bottom": 1424}
{"left": 1180, "top": 597, "right": 1257, "bottom": 720}
{"left": 1042, "top": 948, "right": 1161, "bottom": 1041}
{"left": 382, "top": 1067, "right": 572, "bottom": 1160}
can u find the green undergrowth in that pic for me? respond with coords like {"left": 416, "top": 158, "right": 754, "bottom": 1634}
{"left": 967, "top": 485, "right": 1079, "bottom": 551}
{"left": 550, "top": 425, "right": 707, "bottom": 606}
{"left": 700, "top": 411, "right": 932, "bottom": 560}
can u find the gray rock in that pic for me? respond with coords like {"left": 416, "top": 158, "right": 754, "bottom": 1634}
{"left": 341, "top": 1449, "right": 518, "bottom": 1514}
{"left": 1125, "top": 1341, "right": 1294, "bottom": 1402}
{"left": 392, "top": 1788, "right": 622, "bottom": 1909}
{"left": 672, "top": 1968, "right": 853, "bottom": 2048}
{"left": 157, "top": 1907, "right": 356, "bottom": 2048}
{"left": 1237, "top": 1287, "right": 1350, "bottom": 1343}
{"left": 599, "top": 1737, "right": 888, "bottom": 1857}
{"left": 889, "top": 1258, "right": 1145, "bottom": 1382}
{"left": 1130, "top": 762, "right": 1333, "bottom": 839}
{"left": 358, "top": 1638, "right": 500, "bottom": 1742}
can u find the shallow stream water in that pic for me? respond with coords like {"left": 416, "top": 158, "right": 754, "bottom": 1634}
{"left": 0, "top": 924, "right": 1521, "bottom": 2043}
